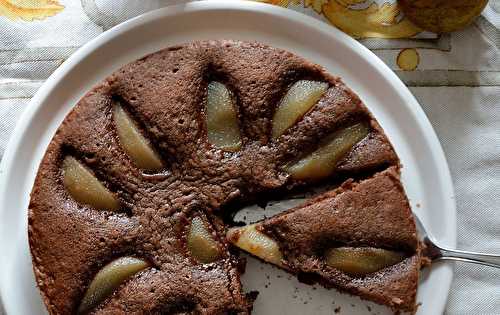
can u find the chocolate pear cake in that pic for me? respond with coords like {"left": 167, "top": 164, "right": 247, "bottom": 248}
{"left": 228, "top": 167, "right": 421, "bottom": 313}
{"left": 28, "top": 40, "right": 420, "bottom": 315}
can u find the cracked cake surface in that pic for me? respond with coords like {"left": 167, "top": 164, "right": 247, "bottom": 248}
{"left": 28, "top": 40, "right": 417, "bottom": 315}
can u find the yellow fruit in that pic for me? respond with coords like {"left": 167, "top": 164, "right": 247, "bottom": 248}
{"left": 63, "top": 157, "right": 120, "bottom": 211}
{"left": 113, "top": 105, "right": 163, "bottom": 171}
{"left": 187, "top": 217, "right": 221, "bottom": 263}
{"left": 399, "top": 0, "right": 488, "bottom": 33}
{"left": 272, "top": 80, "right": 328, "bottom": 139}
{"left": 286, "top": 123, "right": 369, "bottom": 181}
{"left": 78, "top": 257, "right": 149, "bottom": 314}
{"left": 206, "top": 82, "right": 242, "bottom": 152}
{"left": 325, "top": 247, "right": 404, "bottom": 276}
{"left": 227, "top": 224, "right": 283, "bottom": 266}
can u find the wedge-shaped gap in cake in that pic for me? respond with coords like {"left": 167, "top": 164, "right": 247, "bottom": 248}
{"left": 205, "top": 81, "right": 242, "bottom": 152}
{"left": 77, "top": 256, "right": 150, "bottom": 314}
{"left": 226, "top": 182, "right": 346, "bottom": 231}
{"left": 227, "top": 190, "right": 310, "bottom": 227}
{"left": 285, "top": 122, "right": 370, "bottom": 181}
{"left": 187, "top": 214, "right": 223, "bottom": 264}
{"left": 62, "top": 155, "right": 123, "bottom": 212}
{"left": 271, "top": 80, "right": 329, "bottom": 139}
{"left": 112, "top": 97, "right": 164, "bottom": 172}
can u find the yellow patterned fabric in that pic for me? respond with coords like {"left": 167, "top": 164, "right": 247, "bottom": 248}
{"left": 0, "top": 0, "right": 63, "bottom": 21}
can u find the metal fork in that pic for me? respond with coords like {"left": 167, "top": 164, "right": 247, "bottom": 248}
{"left": 413, "top": 212, "right": 500, "bottom": 269}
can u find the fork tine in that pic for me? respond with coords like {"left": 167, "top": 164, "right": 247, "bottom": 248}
{"left": 411, "top": 211, "right": 429, "bottom": 240}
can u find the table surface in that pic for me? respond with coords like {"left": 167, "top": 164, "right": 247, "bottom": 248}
{"left": 0, "top": 1, "right": 499, "bottom": 314}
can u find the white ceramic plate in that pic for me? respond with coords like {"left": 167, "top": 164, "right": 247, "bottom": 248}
{"left": 0, "top": 1, "right": 456, "bottom": 314}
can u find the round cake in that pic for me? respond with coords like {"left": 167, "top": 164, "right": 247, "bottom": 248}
{"left": 28, "top": 40, "right": 420, "bottom": 315}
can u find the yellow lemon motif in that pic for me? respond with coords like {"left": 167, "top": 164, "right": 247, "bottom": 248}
{"left": 0, "top": 0, "right": 64, "bottom": 21}
{"left": 397, "top": 48, "right": 420, "bottom": 71}
{"left": 253, "top": 0, "right": 300, "bottom": 6}
{"left": 322, "top": 1, "right": 422, "bottom": 39}
{"left": 304, "top": 0, "right": 328, "bottom": 13}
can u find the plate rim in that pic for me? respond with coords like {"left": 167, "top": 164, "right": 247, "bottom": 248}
{"left": 0, "top": 1, "right": 457, "bottom": 314}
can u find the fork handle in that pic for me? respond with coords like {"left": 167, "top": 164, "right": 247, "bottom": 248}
{"left": 437, "top": 247, "right": 500, "bottom": 269}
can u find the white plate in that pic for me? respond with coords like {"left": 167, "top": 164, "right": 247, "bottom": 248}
{"left": 0, "top": 1, "right": 456, "bottom": 314}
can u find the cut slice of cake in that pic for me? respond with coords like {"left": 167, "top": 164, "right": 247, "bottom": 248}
{"left": 228, "top": 167, "right": 422, "bottom": 313}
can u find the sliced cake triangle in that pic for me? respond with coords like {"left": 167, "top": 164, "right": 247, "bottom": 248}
{"left": 228, "top": 167, "right": 423, "bottom": 313}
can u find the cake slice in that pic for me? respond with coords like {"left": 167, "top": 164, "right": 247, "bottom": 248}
{"left": 227, "top": 167, "right": 422, "bottom": 313}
